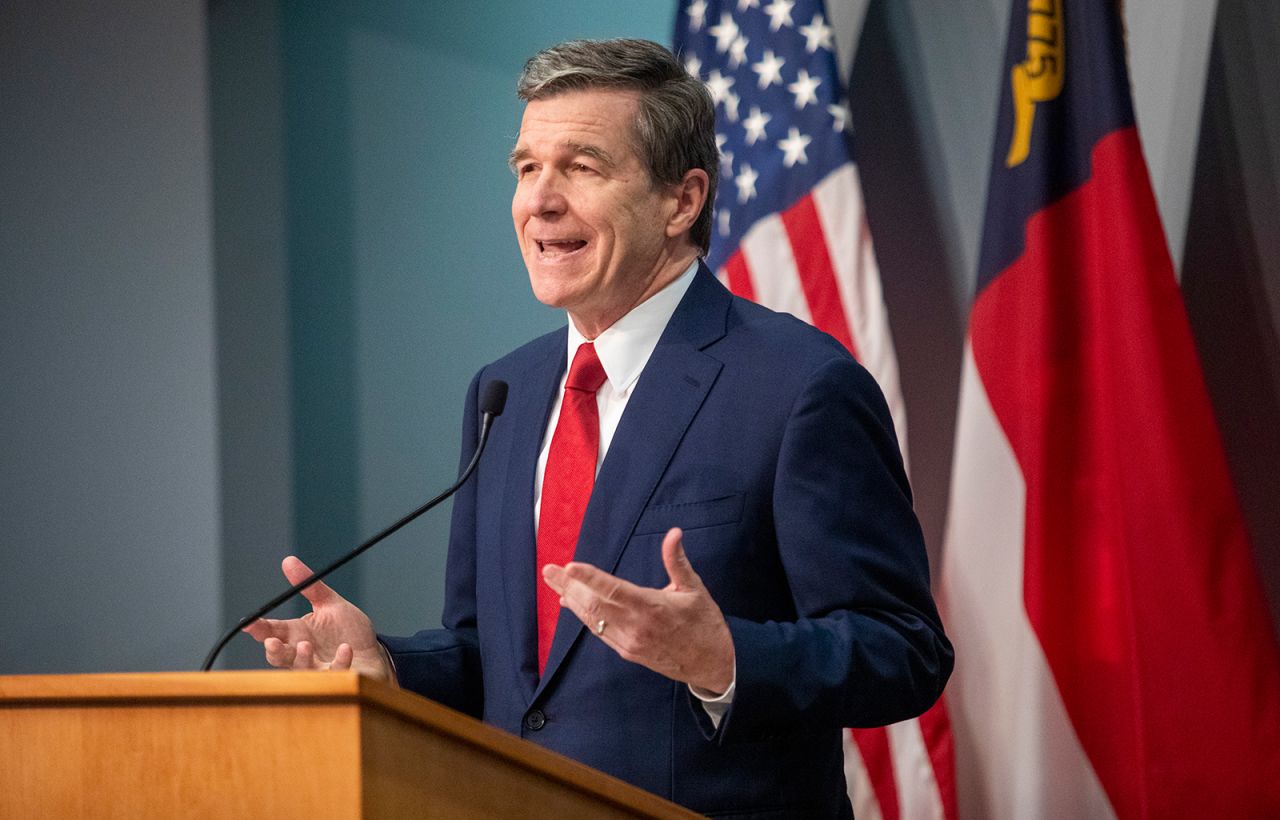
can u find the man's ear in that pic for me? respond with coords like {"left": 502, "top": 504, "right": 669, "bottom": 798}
{"left": 666, "top": 168, "right": 710, "bottom": 239}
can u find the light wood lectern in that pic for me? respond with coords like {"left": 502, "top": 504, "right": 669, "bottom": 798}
{"left": 0, "top": 671, "right": 700, "bottom": 818}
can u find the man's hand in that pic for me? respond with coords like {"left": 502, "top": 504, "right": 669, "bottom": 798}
{"left": 541, "top": 528, "right": 735, "bottom": 694}
{"left": 242, "top": 556, "right": 393, "bottom": 682}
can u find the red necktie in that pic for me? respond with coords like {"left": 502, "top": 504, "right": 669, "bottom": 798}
{"left": 537, "top": 342, "right": 607, "bottom": 674}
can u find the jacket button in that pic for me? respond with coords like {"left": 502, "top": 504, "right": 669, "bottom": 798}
{"left": 524, "top": 709, "right": 546, "bottom": 731}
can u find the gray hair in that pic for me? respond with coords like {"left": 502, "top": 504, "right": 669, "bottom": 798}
{"left": 517, "top": 38, "right": 718, "bottom": 255}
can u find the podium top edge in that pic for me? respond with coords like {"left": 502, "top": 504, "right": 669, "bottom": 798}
{"left": 0, "top": 670, "right": 366, "bottom": 702}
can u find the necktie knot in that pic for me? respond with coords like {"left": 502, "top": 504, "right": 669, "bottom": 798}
{"left": 566, "top": 343, "right": 607, "bottom": 393}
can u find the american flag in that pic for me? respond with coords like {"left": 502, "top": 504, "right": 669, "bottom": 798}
{"left": 674, "top": 2, "right": 956, "bottom": 818}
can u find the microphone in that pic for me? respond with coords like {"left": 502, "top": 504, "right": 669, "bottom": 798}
{"left": 200, "top": 380, "right": 509, "bottom": 671}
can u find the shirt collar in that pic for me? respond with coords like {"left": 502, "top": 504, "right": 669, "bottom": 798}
{"left": 566, "top": 259, "right": 699, "bottom": 397}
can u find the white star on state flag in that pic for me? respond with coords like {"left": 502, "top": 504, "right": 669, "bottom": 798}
{"left": 799, "top": 13, "right": 834, "bottom": 53}
{"left": 763, "top": 0, "right": 795, "bottom": 31}
{"left": 718, "top": 208, "right": 732, "bottom": 237}
{"left": 686, "top": 0, "right": 708, "bottom": 31}
{"left": 708, "top": 12, "right": 740, "bottom": 54}
{"left": 737, "top": 0, "right": 760, "bottom": 11}
{"left": 729, "top": 35, "right": 750, "bottom": 69}
{"left": 827, "top": 101, "right": 850, "bottom": 132}
{"left": 684, "top": 55, "right": 702, "bottom": 79}
{"left": 777, "top": 126, "right": 812, "bottom": 167}
{"left": 735, "top": 163, "right": 759, "bottom": 203}
{"left": 787, "top": 68, "right": 821, "bottom": 109}
{"left": 705, "top": 69, "right": 734, "bottom": 105}
{"left": 742, "top": 106, "right": 771, "bottom": 145}
{"left": 751, "top": 49, "right": 785, "bottom": 89}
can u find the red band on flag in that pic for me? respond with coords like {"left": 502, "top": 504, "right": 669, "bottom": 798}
{"left": 723, "top": 249, "right": 756, "bottom": 303}
{"left": 851, "top": 727, "right": 900, "bottom": 820}
{"left": 780, "top": 194, "right": 859, "bottom": 358}
{"left": 918, "top": 698, "right": 958, "bottom": 820}
{"left": 970, "top": 127, "right": 1280, "bottom": 817}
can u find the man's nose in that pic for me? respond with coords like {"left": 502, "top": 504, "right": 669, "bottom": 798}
{"left": 525, "top": 171, "right": 569, "bottom": 216}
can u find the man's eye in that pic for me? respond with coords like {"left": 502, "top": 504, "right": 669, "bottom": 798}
{"left": 571, "top": 163, "right": 594, "bottom": 173}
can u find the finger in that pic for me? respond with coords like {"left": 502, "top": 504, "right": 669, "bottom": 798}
{"left": 263, "top": 636, "right": 296, "bottom": 668}
{"left": 661, "top": 528, "right": 701, "bottom": 590}
{"left": 331, "top": 643, "right": 354, "bottom": 670}
{"left": 541, "top": 563, "right": 568, "bottom": 596}
{"left": 559, "top": 561, "right": 646, "bottom": 607}
{"left": 243, "top": 618, "right": 283, "bottom": 642}
{"left": 281, "top": 555, "right": 340, "bottom": 607}
{"left": 294, "top": 640, "right": 316, "bottom": 670}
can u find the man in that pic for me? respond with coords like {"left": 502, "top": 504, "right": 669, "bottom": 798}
{"left": 247, "top": 39, "right": 951, "bottom": 819}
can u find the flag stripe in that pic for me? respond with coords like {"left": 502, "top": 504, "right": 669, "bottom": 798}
{"left": 887, "top": 711, "right": 945, "bottom": 820}
{"left": 811, "top": 164, "right": 908, "bottom": 464}
{"left": 739, "top": 214, "right": 814, "bottom": 324}
{"left": 915, "top": 698, "right": 957, "bottom": 820}
{"left": 780, "top": 193, "right": 859, "bottom": 356}
{"left": 942, "top": 346, "right": 1115, "bottom": 819}
{"left": 843, "top": 728, "right": 886, "bottom": 820}
{"left": 723, "top": 248, "right": 756, "bottom": 302}
{"left": 851, "top": 728, "right": 900, "bottom": 820}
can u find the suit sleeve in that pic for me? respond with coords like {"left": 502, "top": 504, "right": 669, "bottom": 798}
{"left": 378, "top": 370, "right": 484, "bottom": 718}
{"left": 707, "top": 355, "right": 953, "bottom": 742}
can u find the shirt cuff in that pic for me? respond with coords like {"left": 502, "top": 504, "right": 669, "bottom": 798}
{"left": 689, "top": 664, "right": 736, "bottom": 729}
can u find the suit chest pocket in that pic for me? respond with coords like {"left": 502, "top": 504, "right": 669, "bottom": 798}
{"left": 633, "top": 493, "right": 744, "bottom": 536}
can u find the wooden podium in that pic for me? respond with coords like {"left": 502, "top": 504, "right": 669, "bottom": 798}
{"left": 0, "top": 671, "right": 700, "bottom": 818}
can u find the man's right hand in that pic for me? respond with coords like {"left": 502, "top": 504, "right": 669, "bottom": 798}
{"left": 243, "top": 556, "right": 393, "bottom": 682}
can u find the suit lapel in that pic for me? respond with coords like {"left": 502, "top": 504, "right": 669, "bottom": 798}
{"left": 536, "top": 266, "right": 731, "bottom": 693}
{"left": 499, "top": 331, "right": 566, "bottom": 703}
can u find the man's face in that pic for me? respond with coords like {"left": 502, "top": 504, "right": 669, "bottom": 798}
{"left": 511, "top": 89, "right": 678, "bottom": 333}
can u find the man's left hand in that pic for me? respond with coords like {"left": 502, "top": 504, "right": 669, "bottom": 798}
{"left": 541, "top": 527, "right": 735, "bottom": 695}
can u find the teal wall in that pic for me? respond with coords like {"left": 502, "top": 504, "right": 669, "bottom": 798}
{"left": 215, "top": 2, "right": 678, "bottom": 655}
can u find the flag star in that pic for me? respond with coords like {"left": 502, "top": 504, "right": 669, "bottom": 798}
{"left": 723, "top": 90, "right": 741, "bottom": 122}
{"left": 763, "top": 0, "right": 795, "bottom": 31}
{"left": 718, "top": 208, "right": 732, "bottom": 237}
{"left": 799, "top": 13, "right": 834, "bottom": 53}
{"left": 751, "top": 49, "right": 785, "bottom": 89}
{"left": 716, "top": 133, "right": 734, "bottom": 174}
{"left": 742, "top": 106, "right": 772, "bottom": 145}
{"left": 827, "top": 101, "right": 850, "bottom": 132}
{"left": 708, "top": 12, "right": 740, "bottom": 54}
{"left": 787, "top": 68, "right": 821, "bottom": 109}
{"left": 737, "top": 0, "right": 759, "bottom": 11}
{"left": 735, "top": 163, "right": 759, "bottom": 203}
{"left": 729, "top": 35, "right": 750, "bottom": 69}
{"left": 705, "top": 69, "right": 734, "bottom": 105}
{"left": 684, "top": 55, "right": 703, "bottom": 79}
{"left": 687, "top": 0, "right": 708, "bottom": 31}
{"left": 777, "top": 126, "right": 812, "bottom": 167}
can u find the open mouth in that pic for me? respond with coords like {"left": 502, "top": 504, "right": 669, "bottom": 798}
{"left": 536, "top": 239, "right": 588, "bottom": 258}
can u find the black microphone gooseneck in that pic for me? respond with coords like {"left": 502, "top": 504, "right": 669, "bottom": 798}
{"left": 200, "top": 380, "right": 509, "bottom": 672}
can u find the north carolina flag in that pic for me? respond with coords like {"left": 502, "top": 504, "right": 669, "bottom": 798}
{"left": 675, "top": 2, "right": 956, "bottom": 818}
{"left": 942, "top": 1, "right": 1280, "bottom": 817}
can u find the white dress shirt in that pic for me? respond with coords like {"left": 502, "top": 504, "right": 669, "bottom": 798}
{"left": 532, "top": 260, "right": 735, "bottom": 725}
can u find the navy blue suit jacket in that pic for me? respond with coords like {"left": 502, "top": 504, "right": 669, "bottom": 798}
{"left": 383, "top": 265, "right": 952, "bottom": 818}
